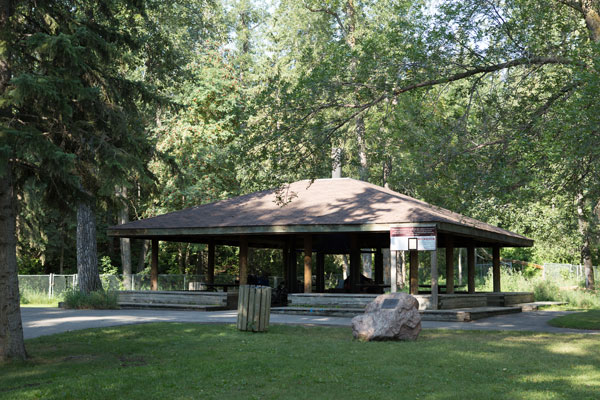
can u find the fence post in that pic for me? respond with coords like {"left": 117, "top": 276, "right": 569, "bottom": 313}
{"left": 48, "top": 273, "right": 54, "bottom": 298}
{"left": 542, "top": 264, "right": 545, "bottom": 280}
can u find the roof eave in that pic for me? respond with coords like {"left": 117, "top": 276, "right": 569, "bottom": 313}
{"left": 107, "top": 221, "right": 533, "bottom": 247}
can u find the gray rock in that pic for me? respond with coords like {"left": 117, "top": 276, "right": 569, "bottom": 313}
{"left": 351, "top": 292, "right": 421, "bottom": 341}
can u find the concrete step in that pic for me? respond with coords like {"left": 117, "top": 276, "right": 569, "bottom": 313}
{"left": 271, "top": 305, "right": 523, "bottom": 322}
{"left": 118, "top": 302, "right": 227, "bottom": 311}
{"left": 272, "top": 307, "right": 364, "bottom": 317}
{"left": 515, "top": 301, "right": 567, "bottom": 312}
{"left": 422, "top": 306, "right": 522, "bottom": 322}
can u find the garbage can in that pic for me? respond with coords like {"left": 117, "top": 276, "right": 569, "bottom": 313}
{"left": 237, "top": 285, "right": 271, "bottom": 332}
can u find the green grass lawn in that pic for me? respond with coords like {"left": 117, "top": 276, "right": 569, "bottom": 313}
{"left": 548, "top": 310, "right": 600, "bottom": 330}
{"left": 1, "top": 324, "right": 599, "bottom": 400}
{"left": 20, "top": 302, "right": 59, "bottom": 308}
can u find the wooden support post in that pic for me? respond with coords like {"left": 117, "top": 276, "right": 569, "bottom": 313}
{"left": 304, "top": 235, "right": 313, "bottom": 293}
{"left": 493, "top": 246, "right": 501, "bottom": 292}
{"left": 458, "top": 248, "right": 463, "bottom": 286}
{"left": 316, "top": 252, "right": 325, "bottom": 293}
{"left": 467, "top": 246, "right": 475, "bottom": 294}
{"left": 409, "top": 250, "right": 419, "bottom": 295}
{"left": 289, "top": 236, "right": 297, "bottom": 293}
{"left": 239, "top": 236, "right": 248, "bottom": 285}
{"left": 207, "top": 241, "right": 215, "bottom": 284}
{"left": 374, "top": 248, "right": 383, "bottom": 284}
{"left": 283, "top": 239, "right": 290, "bottom": 291}
{"left": 151, "top": 239, "right": 158, "bottom": 291}
{"left": 445, "top": 241, "right": 454, "bottom": 294}
{"left": 390, "top": 250, "right": 397, "bottom": 293}
{"left": 350, "top": 233, "right": 360, "bottom": 293}
{"left": 430, "top": 249, "right": 439, "bottom": 310}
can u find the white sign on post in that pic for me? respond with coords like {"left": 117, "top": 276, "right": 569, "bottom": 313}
{"left": 390, "top": 225, "right": 437, "bottom": 251}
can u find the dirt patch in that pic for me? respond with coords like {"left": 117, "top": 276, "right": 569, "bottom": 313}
{"left": 0, "top": 382, "right": 43, "bottom": 393}
{"left": 62, "top": 354, "right": 98, "bottom": 362}
{"left": 118, "top": 355, "right": 147, "bottom": 367}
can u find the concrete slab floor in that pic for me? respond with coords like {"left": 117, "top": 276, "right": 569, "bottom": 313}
{"left": 20, "top": 307, "right": 599, "bottom": 340}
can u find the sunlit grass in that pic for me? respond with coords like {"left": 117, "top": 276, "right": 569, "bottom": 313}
{"left": 1, "top": 324, "right": 599, "bottom": 399}
{"left": 548, "top": 310, "right": 600, "bottom": 330}
{"left": 19, "top": 289, "right": 60, "bottom": 308}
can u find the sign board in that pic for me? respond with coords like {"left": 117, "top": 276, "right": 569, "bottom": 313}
{"left": 381, "top": 298, "right": 399, "bottom": 309}
{"left": 390, "top": 225, "right": 437, "bottom": 251}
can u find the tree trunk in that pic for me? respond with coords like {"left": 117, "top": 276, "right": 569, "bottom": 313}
{"left": 577, "top": 193, "right": 595, "bottom": 289}
{"left": 0, "top": 0, "right": 27, "bottom": 362}
{"left": 382, "top": 248, "right": 390, "bottom": 284}
{"left": 383, "top": 156, "right": 391, "bottom": 189}
{"left": 362, "top": 251, "right": 372, "bottom": 278}
{"left": 77, "top": 198, "right": 102, "bottom": 294}
{"left": 137, "top": 239, "right": 149, "bottom": 272}
{"left": 0, "top": 164, "right": 27, "bottom": 361}
{"left": 59, "top": 239, "right": 64, "bottom": 275}
{"left": 345, "top": 0, "right": 369, "bottom": 181}
{"left": 581, "top": 0, "right": 600, "bottom": 42}
{"left": 341, "top": 254, "right": 349, "bottom": 280}
{"left": 116, "top": 186, "right": 131, "bottom": 289}
{"left": 399, "top": 251, "right": 406, "bottom": 289}
{"left": 177, "top": 243, "right": 188, "bottom": 274}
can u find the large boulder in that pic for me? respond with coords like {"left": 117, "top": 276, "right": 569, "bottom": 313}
{"left": 351, "top": 292, "right": 421, "bottom": 341}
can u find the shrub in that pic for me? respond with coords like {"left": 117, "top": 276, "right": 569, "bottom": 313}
{"left": 533, "top": 280, "right": 561, "bottom": 301}
{"left": 63, "top": 289, "right": 119, "bottom": 309}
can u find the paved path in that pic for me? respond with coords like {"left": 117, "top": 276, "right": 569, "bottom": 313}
{"left": 20, "top": 307, "right": 598, "bottom": 339}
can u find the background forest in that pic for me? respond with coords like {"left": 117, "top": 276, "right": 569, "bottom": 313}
{"left": 2, "top": 0, "right": 600, "bottom": 286}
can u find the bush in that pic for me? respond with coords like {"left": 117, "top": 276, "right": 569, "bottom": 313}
{"left": 533, "top": 280, "right": 561, "bottom": 301}
{"left": 63, "top": 289, "right": 119, "bottom": 309}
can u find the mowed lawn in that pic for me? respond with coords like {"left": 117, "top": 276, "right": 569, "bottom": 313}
{"left": 1, "top": 324, "right": 599, "bottom": 400}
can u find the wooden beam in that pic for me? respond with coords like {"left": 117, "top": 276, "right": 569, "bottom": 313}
{"left": 350, "top": 233, "right": 360, "bottom": 293}
{"left": 445, "top": 241, "right": 454, "bottom": 294}
{"left": 493, "top": 246, "right": 501, "bottom": 292}
{"left": 289, "top": 236, "right": 297, "bottom": 293}
{"left": 207, "top": 241, "right": 215, "bottom": 284}
{"left": 239, "top": 236, "right": 248, "bottom": 285}
{"left": 467, "top": 246, "right": 475, "bottom": 294}
{"left": 430, "top": 250, "right": 439, "bottom": 310}
{"left": 151, "top": 239, "right": 158, "bottom": 291}
{"left": 374, "top": 247, "right": 383, "bottom": 284}
{"left": 409, "top": 250, "right": 419, "bottom": 295}
{"left": 304, "top": 234, "right": 313, "bottom": 293}
{"left": 316, "top": 252, "right": 325, "bottom": 293}
{"left": 282, "top": 239, "right": 290, "bottom": 291}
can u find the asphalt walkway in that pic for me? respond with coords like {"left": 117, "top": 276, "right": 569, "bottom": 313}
{"left": 20, "top": 307, "right": 598, "bottom": 339}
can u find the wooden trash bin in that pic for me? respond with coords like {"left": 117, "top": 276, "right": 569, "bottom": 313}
{"left": 237, "top": 285, "right": 271, "bottom": 332}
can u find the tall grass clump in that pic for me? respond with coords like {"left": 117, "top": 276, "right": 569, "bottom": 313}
{"left": 478, "top": 268, "right": 599, "bottom": 309}
{"left": 20, "top": 288, "right": 60, "bottom": 306}
{"left": 63, "top": 289, "right": 119, "bottom": 309}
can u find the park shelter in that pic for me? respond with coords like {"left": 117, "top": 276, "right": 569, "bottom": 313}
{"left": 107, "top": 178, "right": 533, "bottom": 296}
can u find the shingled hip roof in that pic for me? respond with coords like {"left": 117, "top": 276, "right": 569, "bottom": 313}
{"left": 108, "top": 178, "right": 533, "bottom": 247}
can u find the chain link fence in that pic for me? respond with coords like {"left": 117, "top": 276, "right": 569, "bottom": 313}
{"left": 543, "top": 263, "right": 599, "bottom": 284}
{"left": 18, "top": 273, "right": 284, "bottom": 298}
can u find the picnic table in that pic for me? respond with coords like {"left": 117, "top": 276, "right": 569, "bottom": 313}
{"left": 418, "top": 284, "right": 467, "bottom": 294}
{"left": 190, "top": 283, "right": 239, "bottom": 292}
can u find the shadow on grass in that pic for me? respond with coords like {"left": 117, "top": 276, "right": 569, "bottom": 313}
{"left": 1, "top": 323, "right": 599, "bottom": 399}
